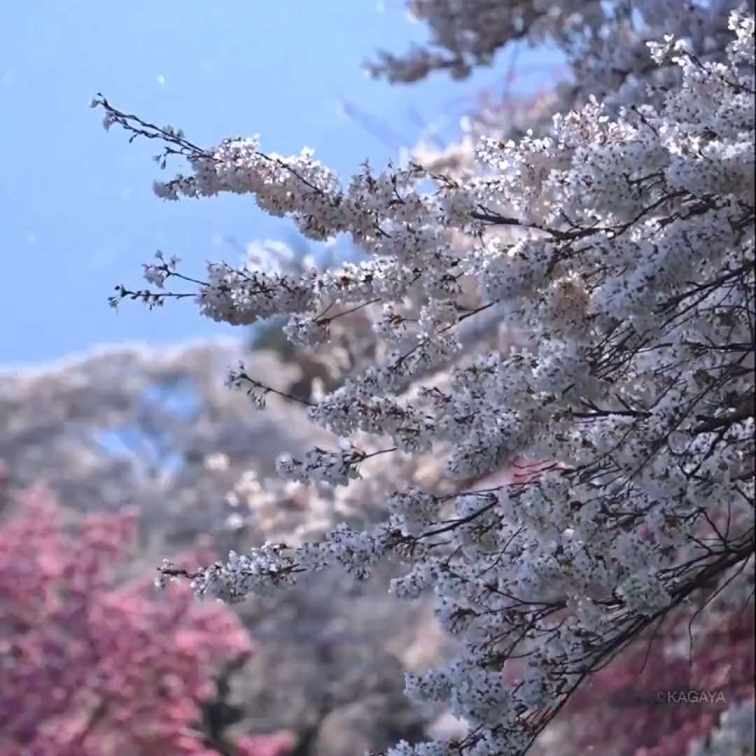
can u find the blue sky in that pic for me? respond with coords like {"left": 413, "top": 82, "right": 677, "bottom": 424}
{"left": 1, "top": 1, "right": 560, "bottom": 366}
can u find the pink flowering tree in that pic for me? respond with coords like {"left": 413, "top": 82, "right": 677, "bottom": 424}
{"left": 0, "top": 488, "right": 291, "bottom": 756}
{"left": 0, "top": 343, "right": 445, "bottom": 752}
{"left": 556, "top": 603, "right": 755, "bottom": 755}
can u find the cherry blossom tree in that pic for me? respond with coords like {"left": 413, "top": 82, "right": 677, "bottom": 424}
{"left": 0, "top": 344, "right": 443, "bottom": 752}
{"left": 0, "top": 487, "right": 292, "bottom": 756}
{"left": 0, "top": 342, "right": 308, "bottom": 529}
{"left": 93, "top": 2, "right": 753, "bottom": 753}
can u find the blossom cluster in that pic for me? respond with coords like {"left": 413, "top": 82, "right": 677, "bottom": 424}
{"left": 688, "top": 699, "right": 756, "bottom": 756}
{"left": 98, "top": 4, "right": 754, "bottom": 754}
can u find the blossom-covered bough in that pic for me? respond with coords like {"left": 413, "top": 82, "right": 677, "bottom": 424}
{"left": 96, "top": 4, "right": 754, "bottom": 754}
